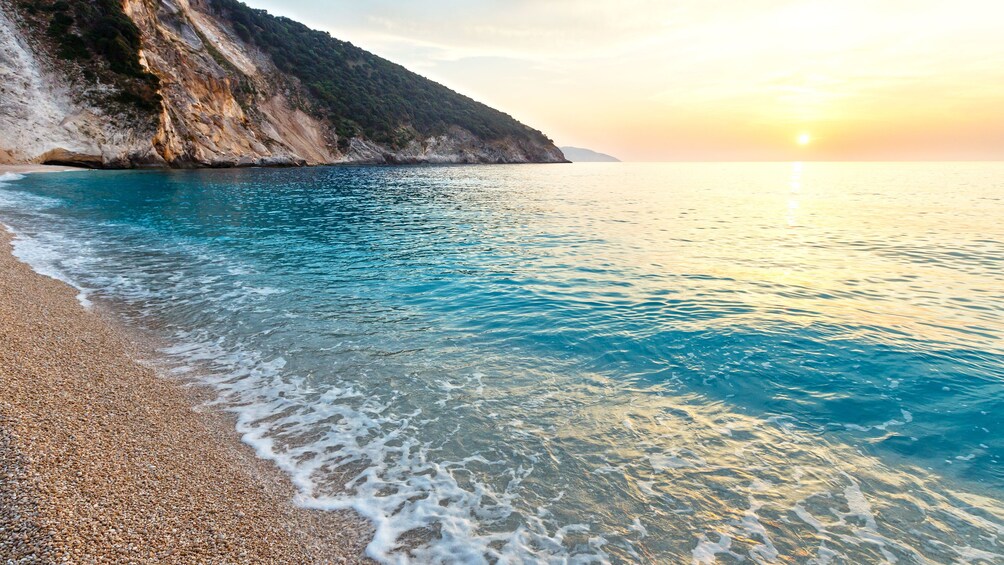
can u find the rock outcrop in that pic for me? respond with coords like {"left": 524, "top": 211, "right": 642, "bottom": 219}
{"left": 0, "top": 0, "right": 565, "bottom": 167}
{"left": 0, "top": 3, "right": 159, "bottom": 167}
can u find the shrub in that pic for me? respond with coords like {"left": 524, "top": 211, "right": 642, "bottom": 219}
{"left": 24, "top": 0, "right": 162, "bottom": 114}
{"left": 205, "top": 0, "right": 549, "bottom": 146}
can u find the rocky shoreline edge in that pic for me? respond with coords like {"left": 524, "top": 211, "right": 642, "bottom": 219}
{"left": 0, "top": 218, "right": 374, "bottom": 562}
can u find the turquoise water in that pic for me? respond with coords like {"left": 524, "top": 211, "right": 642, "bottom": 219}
{"left": 1, "top": 163, "right": 1002, "bottom": 563}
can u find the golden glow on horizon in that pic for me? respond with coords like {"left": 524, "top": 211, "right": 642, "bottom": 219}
{"left": 797, "top": 133, "right": 812, "bottom": 146}
{"left": 244, "top": 0, "right": 1004, "bottom": 161}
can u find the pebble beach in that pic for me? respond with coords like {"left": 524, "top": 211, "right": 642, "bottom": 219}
{"left": 0, "top": 226, "right": 373, "bottom": 563}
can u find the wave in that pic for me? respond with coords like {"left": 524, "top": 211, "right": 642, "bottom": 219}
{"left": 1, "top": 166, "right": 1001, "bottom": 563}
{"left": 0, "top": 177, "right": 599, "bottom": 561}
{"left": 157, "top": 328, "right": 608, "bottom": 563}
{"left": 0, "top": 172, "right": 26, "bottom": 183}
{"left": 3, "top": 225, "right": 93, "bottom": 307}
{"left": 0, "top": 175, "right": 91, "bottom": 306}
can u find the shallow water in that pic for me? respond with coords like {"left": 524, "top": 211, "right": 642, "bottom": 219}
{"left": 1, "top": 163, "right": 1002, "bottom": 563}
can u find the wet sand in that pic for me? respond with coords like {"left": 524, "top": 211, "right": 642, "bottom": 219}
{"left": 0, "top": 226, "right": 374, "bottom": 563}
{"left": 0, "top": 165, "right": 88, "bottom": 175}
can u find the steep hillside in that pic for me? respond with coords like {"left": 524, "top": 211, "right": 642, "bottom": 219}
{"left": 560, "top": 146, "right": 621, "bottom": 162}
{"left": 0, "top": 0, "right": 566, "bottom": 167}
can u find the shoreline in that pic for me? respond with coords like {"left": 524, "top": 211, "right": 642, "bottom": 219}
{"left": 0, "top": 160, "right": 570, "bottom": 175}
{"left": 0, "top": 164, "right": 91, "bottom": 175}
{"left": 0, "top": 222, "right": 374, "bottom": 561}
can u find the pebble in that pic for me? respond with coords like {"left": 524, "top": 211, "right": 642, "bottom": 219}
{"left": 0, "top": 229, "right": 376, "bottom": 564}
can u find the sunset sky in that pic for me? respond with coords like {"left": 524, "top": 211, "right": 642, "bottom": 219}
{"left": 242, "top": 1, "right": 1004, "bottom": 161}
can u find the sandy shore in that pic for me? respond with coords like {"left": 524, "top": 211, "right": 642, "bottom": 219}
{"left": 0, "top": 226, "right": 374, "bottom": 562}
{"left": 0, "top": 164, "right": 89, "bottom": 175}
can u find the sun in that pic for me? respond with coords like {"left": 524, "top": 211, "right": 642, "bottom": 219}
{"left": 797, "top": 133, "right": 812, "bottom": 146}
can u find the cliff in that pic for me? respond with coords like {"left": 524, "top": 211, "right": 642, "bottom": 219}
{"left": 0, "top": 0, "right": 566, "bottom": 167}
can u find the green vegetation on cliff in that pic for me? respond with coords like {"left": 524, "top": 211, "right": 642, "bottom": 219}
{"left": 205, "top": 0, "right": 552, "bottom": 147}
{"left": 15, "top": 0, "right": 161, "bottom": 114}
{"left": 7, "top": 0, "right": 554, "bottom": 154}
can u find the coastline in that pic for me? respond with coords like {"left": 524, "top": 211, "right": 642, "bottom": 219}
{"left": 0, "top": 161, "right": 570, "bottom": 175}
{"left": 0, "top": 165, "right": 90, "bottom": 175}
{"left": 0, "top": 223, "right": 374, "bottom": 562}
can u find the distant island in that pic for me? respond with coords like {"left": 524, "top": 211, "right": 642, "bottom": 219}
{"left": 559, "top": 147, "right": 621, "bottom": 162}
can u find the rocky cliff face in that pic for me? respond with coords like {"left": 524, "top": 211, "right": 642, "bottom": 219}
{"left": 0, "top": 0, "right": 565, "bottom": 167}
{"left": 0, "top": 3, "right": 158, "bottom": 167}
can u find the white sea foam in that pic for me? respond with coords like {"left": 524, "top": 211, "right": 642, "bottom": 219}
{"left": 0, "top": 172, "right": 26, "bottom": 183}
{"left": 2, "top": 166, "right": 1002, "bottom": 563}
{"left": 793, "top": 503, "right": 827, "bottom": 532}
{"left": 740, "top": 496, "right": 778, "bottom": 563}
{"left": 807, "top": 546, "right": 839, "bottom": 564}
{"left": 692, "top": 533, "right": 737, "bottom": 564}
{"left": 4, "top": 226, "right": 94, "bottom": 307}
{"left": 0, "top": 175, "right": 93, "bottom": 307}
{"left": 789, "top": 475, "right": 936, "bottom": 563}
{"left": 629, "top": 517, "right": 648, "bottom": 538}
{"left": 1, "top": 202, "right": 999, "bottom": 563}
{"left": 154, "top": 328, "right": 608, "bottom": 564}
{"left": 636, "top": 479, "right": 658, "bottom": 498}
{"left": 0, "top": 180, "right": 62, "bottom": 211}
{"left": 649, "top": 449, "right": 706, "bottom": 471}
{"left": 952, "top": 545, "right": 1002, "bottom": 564}
{"left": 843, "top": 409, "right": 914, "bottom": 433}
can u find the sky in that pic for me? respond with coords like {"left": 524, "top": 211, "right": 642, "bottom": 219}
{"left": 241, "top": 1, "right": 1004, "bottom": 161}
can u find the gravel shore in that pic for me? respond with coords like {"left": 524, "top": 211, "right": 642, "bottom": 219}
{"left": 0, "top": 165, "right": 87, "bottom": 175}
{"left": 0, "top": 227, "right": 374, "bottom": 563}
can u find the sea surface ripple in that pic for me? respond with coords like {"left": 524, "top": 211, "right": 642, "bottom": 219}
{"left": 1, "top": 163, "right": 1002, "bottom": 563}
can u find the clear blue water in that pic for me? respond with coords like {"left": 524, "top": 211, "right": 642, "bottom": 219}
{"left": 1, "top": 163, "right": 1002, "bottom": 563}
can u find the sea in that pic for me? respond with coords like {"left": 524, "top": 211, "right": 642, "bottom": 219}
{"left": 1, "top": 163, "right": 1001, "bottom": 563}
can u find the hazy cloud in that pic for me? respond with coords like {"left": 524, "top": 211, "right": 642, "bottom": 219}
{"left": 243, "top": 0, "right": 1004, "bottom": 160}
